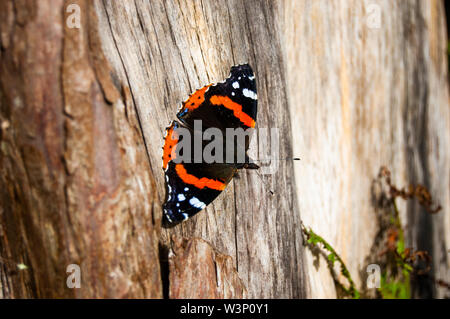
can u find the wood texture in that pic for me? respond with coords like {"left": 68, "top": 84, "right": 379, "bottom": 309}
{"left": 283, "top": 0, "right": 450, "bottom": 298}
{"left": 169, "top": 236, "right": 247, "bottom": 298}
{"left": 0, "top": 0, "right": 162, "bottom": 298}
{"left": 95, "top": 0, "right": 307, "bottom": 298}
{"left": 0, "top": 0, "right": 448, "bottom": 299}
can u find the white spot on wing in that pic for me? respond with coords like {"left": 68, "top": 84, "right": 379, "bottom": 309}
{"left": 232, "top": 81, "right": 239, "bottom": 89}
{"left": 177, "top": 194, "right": 186, "bottom": 201}
{"left": 167, "top": 183, "right": 172, "bottom": 201}
{"left": 165, "top": 213, "right": 173, "bottom": 223}
{"left": 189, "top": 197, "right": 206, "bottom": 209}
{"left": 242, "top": 88, "right": 257, "bottom": 100}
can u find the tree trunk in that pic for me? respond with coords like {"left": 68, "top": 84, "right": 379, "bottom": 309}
{"left": 0, "top": 0, "right": 448, "bottom": 299}
{"left": 284, "top": 0, "right": 450, "bottom": 298}
{"left": 0, "top": 0, "right": 162, "bottom": 298}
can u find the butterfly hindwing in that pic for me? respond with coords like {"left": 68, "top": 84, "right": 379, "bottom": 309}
{"left": 163, "top": 161, "right": 236, "bottom": 224}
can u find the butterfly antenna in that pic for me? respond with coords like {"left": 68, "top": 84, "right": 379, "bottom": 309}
{"left": 252, "top": 157, "right": 301, "bottom": 162}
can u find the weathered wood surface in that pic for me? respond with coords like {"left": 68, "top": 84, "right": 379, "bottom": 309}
{"left": 0, "top": 0, "right": 449, "bottom": 299}
{"left": 168, "top": 236, "right": 247, "bottom": 298}
{"left": 283, "top": 0, "right": 450, "bottom": 298}
{"left": 95, "top": 0, "right": 307, "bottom": 298}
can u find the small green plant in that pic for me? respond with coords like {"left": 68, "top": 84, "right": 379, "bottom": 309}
{"left": 377, "top": 229, "right": 411, "bottom": 297}
{"left": 301, "top": 166, "right": 445, "bottom": 299}
{"left": 377, "top": 199, "right": 411, "bottom": 299}
{"left": 301, "top": 223, "right": 360, "bottom": 299}
{"left": 379, "top": 272, "right": 410, "bottom": 299}
{"left": 373, "top": 167, "right": 441, "bottom": 298}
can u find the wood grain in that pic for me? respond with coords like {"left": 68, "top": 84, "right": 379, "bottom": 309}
{"left": 0, "top": 0, "right": 162, "bottom": 298}
{"left": 283, "top": 0, "right": 450, "bottom": 298}
{"left": 169, "top": 236, "right": 247, "bottom": 298}
{"left": 96, "top": 0, "right": 307, "bottom": 298}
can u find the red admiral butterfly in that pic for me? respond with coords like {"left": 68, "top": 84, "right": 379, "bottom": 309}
{"left": 162, "top": 64, "right": 258, "bottom": 225}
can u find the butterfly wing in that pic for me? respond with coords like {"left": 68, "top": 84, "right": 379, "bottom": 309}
{"left": 177, "top": 64, "right": 258, "bottom": 132}
{"left": 162, "top": 121, "right": 236, "bottom": 225}
{"left": 162, "top": 64, "right": 258, "bottom": 225}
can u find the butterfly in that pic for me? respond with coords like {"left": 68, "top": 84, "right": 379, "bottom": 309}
{"left": 162, "top": 64, "right": 258, "bottom": 225}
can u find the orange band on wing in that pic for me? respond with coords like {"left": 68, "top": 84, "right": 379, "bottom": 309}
{"left": 175, "top": 164, "right": 226, "bottom": 191}
{"left": 209, "top": 95, "right": 255, "bottom": 128}
{"left": 163, "top": 125, "right": 178, "bottom": 170}
{"left": 182, "top": 84, "right": 212, "bottom": 112}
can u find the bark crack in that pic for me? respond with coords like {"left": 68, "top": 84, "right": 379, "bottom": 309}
{"left": 101, "top": 0, "right": 154, "bottom": 174}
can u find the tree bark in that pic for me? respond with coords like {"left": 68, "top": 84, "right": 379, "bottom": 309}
{"left": 0, "top": 0, "right": 448, "bottom": 299}
{"left": 0, "top": 0, "right": 162, "bottom": 298}
{"left": 95, "top": 0, "right": 307, "bottom": 298}
{"left": 168, "top": 236, "right": 247, "bottom": 298}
